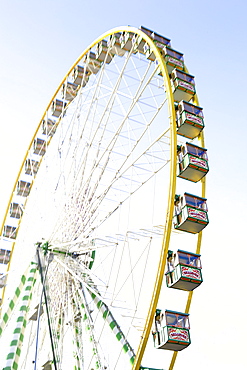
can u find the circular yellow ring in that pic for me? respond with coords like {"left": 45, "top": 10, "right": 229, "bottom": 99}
{"left": 0, "top": 26, "right": 206, "bottom": 370}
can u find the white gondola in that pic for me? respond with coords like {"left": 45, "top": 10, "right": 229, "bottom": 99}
{"left": 176, "top": 100, "right": 204, "bottom": 139}
{"left": 144, "top": 28, "right": 171, "bottom": 61}
{"left": 163, "top": 46, "right": 184, "bottom": 73}
{"left": 3, "top": 225, "right": 17, "bottom": 240}
{"left": 107, "top": 33, "right": 126, "bottom": 57}
{"left": 9, "top": 202, "right": 23, "bottom": 219}
{"left": 171, "top": 69, "right": 196, "bottom": 102}
{"left": 72, "top": 65, "right": 90, "bottom": 86}
{"left": 42, "top": 119, "right": 58, "bottom": 137}
{"left": 62, "top": 82, "right": 79, "bottom": 101}
{"left": 0, "top": 273, "right": 7, "bottom": 288}
{"left": 96, "top": 39, "right": 114, "bottom": 64}
{"left": 83, "top": 52, "right": 102, "bottom": 74}
{"left": 17, "top": 180, "right": 31, "bottom": 197}
{"left": 0, "top": 249, "right": 11, "bottom": 264}
{"left": 166, "top": 250, "right": 202, "bottom": 291}
{"left": 33, "top": 138, "right": 46, "bottom": 156}
{"left": 25, "top": 159, "right": 39, "bottom": 176}
{"left": 51, "top": 99, "right": 66, "bottom": 118}
{"left": 120, "top": 31, "right": 136, "bottom": 52}
{"left": 177, "top": 143, "right": 209, "bottom": 182}
{"left": 152, "top": 309, "right": 191, "bottom": 351}
{"left": 174, "top": 193, "right": 209, "bottom": 234}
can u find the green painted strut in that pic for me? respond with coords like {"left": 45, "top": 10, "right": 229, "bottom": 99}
{"left": 76, "top": 287, "right": 101, "bottom": 369}
{"left": 3, "top": 262, "right": 38, "bottom": 370}
{"left": 89, "top": 290, "right": 136, "bottom": 364}
{"left": 0, "top": 265, "right": 31, "bottom": 338}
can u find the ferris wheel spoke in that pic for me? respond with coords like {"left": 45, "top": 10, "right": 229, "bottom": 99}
{"left": 46, "top": 53, "right": 168, "bottom": 243}
{"left": 75, "top": 61, "right": 160, "bottom": 189}
{"left": 75, "top": 284, "right": 104, "bottom": 369}
{"left": 51, "top": 253, "right": 137, "bottom": 367}
{"left": 80, "top": 133, "right": 171, "bottom": 235}
{"left": 49, "top": 106, "right": 169, "bottom": 242}
{"left": 60, "top": 121, "right": 170, "bottom": 241}
{"left": 48, "top": 74, "right": 162, "bottom": 240}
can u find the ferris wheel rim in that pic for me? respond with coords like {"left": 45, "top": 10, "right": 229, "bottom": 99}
{"left": 0, "top": 24, "right": 177, "bottom": 245}
{"left": 0, "top": 25, "right": 206, "bottom": 370}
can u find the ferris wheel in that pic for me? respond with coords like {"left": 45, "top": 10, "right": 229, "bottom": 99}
{"left": 0, "top": 26, "right": 209, "bottom": 370}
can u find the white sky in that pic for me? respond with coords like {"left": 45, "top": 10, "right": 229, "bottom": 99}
{"left": 0, "top": 0, "right": 247, "bottom": 369}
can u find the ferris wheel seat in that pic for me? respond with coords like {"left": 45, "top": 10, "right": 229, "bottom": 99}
{"left": 96, "top": 39, "right": 114, "bottom": 64}
{"left": 176, "top": 113, "right": 204, "bottom": 139}
{"left": 62, "top": 82, "right": 79, "bottom": 101}
{"left": 33, "top": 138, "right": 46, "bottom": 156}
{"left": 72, "top": 65, "right": 90, "bottom": 86}
{"left": 0, "top": 273, "right": 7, "bottom": 288}
{"left": 144, "top": 42, "right": 156, "bottom": 61}
{"left": 147, "top": 39, "right": 172, "bottom": 62}
{"left": 162, "top": 46, "right": 184, "bottom": 74}
{"left": 176, "top": 100, "right": 204, "bottom": 138}
{"left": 17, "top": 180, "right": 32, "bottom": 197}
{"left": 132, "top": 35, "right": 146, "bottom": 54}
{"left": 177, "top": 143, "right": 209, "bottom": 182}
{"left": 138, "top": 27, "right": 170, "bottom": 61}
{"left": 145, "top": 47, "right": 156, "bottom": 61}
{"left": 3, "top": 225, "right": 17, "bottom": 239}
{"left": 42, "top": 119, "right": 58, "bottom": 137}
{"left": 153, "top": 309, "right": 191, "bottom": 351}
{"left": 51, "top": 99, "right": 67, "bottom": 117}
{"left": 174, "top": 193, "right": 209, "bottom": 234}
{"left": 25, "top": 159, "right": 40, "bottom": 176}
{"left": 107, "top": 33, "right": 126, "bottom": 57}
{"left": 0, "top": 248, "right": 11, "bottom": 264}
{"left": 166, "top": 264, "right": 202, "bottom": 291}
{"left": 171, "top": 69, "right": 196, "bottom": 102}
{"left": 142, "top": 34, "right": 170, "bottom": 62}
{"left": 83, "top": 51, "right": 102, "bottom": 74}
{"left": 120, "top": 31, "right": 136, "bottom": 52}
{"left": 9, "top": 202, "right": 23, "bottom": 219}
{"left": 172, "top": 82, "right": 195, "bottom": 102}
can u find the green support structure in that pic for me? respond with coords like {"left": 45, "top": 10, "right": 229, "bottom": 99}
{"left": 3, "top": 262, "right": 38, "bottom": 370}
{"left": 0, "top": 265, "right": 31, "bottom": 338}
{"left": 89, "top": 289, "right": 136, "bottom": 365}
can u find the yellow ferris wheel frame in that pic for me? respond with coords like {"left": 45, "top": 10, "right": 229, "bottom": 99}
{"left": 0, "top": 26, "right": 206, "bottom": 370}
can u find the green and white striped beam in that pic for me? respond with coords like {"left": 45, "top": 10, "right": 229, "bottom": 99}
{"left": 76, "top": 286, "right": 101, "bottom": 370}
{"left": 88, "top": 289, "right": 136, "bottom": 365}
{"left": 70, "top": 285, "right": 83, "bottom": 370}
{"left": 55, "top": 255, "right": 136, "bottom": 366}
{"left": 0, "top": 266, "right": 31, "bottom": 337}
{"left": 73, "top": 323, "right": 82, "bottom": 370}
{"left": 3, "top": 262, "right": 38, "bottom": 370}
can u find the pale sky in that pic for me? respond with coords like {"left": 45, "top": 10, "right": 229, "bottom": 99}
{"left": 0, "top": 1, "right": 247, "bottom": 369}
